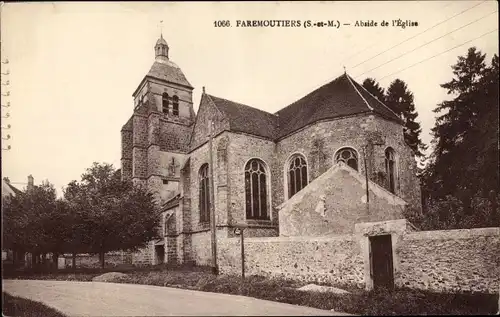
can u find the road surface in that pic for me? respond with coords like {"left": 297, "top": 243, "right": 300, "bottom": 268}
{"left": 3, "top": 279, "right": 352, "bottom": 316}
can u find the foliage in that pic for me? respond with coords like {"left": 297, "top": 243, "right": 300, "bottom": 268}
{"left": 385, "top": 79, "right": 428, "bottom": 158}
{"left": 64, "top": 162, "right": 161, "bottom": 267}
{"left": 2, "top": 181, "right": 71, "bottom": 256}
{"left": 3, "top": 162, "right": 161, "bottom": 269}
{"left": 362, "top": 77, "right": 386, "bottom": 104}
{"left": 362, "top": 77, "right": 427, "bottom": 158}
{"left": 421, "top": 47, "right": 499, "bottom": 229}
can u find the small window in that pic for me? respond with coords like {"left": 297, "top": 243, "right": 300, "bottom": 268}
{"left": 162, "top": 93, "right": 169, "bottom": 114}
{"left": 172, "top": 95, "right": 179, "bottom": 116}
{"left": 385, "top": 147, "right": 396, "bottom": 194}
{"left": 335, "top": 147, "right": 358, "bottom": 171}
{"left": 162, "top": 179, "right": 168, "bottom": 185}
{"left": 287, "top": 154, "right": 308, "bottom": 198}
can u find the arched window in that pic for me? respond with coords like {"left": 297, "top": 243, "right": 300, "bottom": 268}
{"left": 335, "top": 147, "right": 358, "bottom": 171}
{"left": 385, "top": 147, "right": 396, "bottom": 194}
{"left": 162, "top": 93, "right": 169, "bottom": 114}
{"left": 172, "top": 95, "right": 179, "bottom": 116}
{"left": 244, "top": 159, "right": 269, "bottom": 220}
{"left": 199, "top": 164, "right": 210, "bottom": 223}
{"left": 287, "top": 154, "right": 308, "bottom": 198}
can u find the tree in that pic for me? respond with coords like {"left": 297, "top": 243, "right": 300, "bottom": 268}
{"left": 2, "top": 180, "right": 70, "bottom": 269}
{"left": 422, "top": 47, "right": 499, "bottom": 228}
{"left": 65, "top": 162, "right": 160, "bottom": 268}
{"left": 362, "top": 77, "right": 386, "bottom": 104}
{"left": 385, "top": 79, "right": 427, "bottom": 158}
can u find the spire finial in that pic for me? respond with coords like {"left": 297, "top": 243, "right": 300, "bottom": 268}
{"left": 203, "top": 86, "right": 206, "bottom": 94}
{"left": 343, "top": 65, "right": 346, "bottom": 74}
{"left": 160, "top": 20, "right": 164, "bottom": 38}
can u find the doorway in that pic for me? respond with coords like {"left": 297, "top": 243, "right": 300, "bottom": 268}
{"left": 369, "top": 234, "right": 394, "bottom": 290}
{"left": 155, "top": 245, "right": 165, "bottom": 264}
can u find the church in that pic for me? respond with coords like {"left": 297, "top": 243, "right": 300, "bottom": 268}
{"left": 120, "top": 35, "right": 422, "bottom": 266}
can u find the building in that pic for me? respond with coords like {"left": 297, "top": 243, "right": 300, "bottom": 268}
{"left": 120, "top": 35, "right": 422, "bottom": 266}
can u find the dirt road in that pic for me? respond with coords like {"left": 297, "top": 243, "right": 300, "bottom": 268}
{"left": 3, "top": 279, "right": 352, "bottom": 316}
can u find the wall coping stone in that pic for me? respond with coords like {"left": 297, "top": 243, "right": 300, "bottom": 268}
{"left": 405, "top": 227, "right": 499, "bottom": 240}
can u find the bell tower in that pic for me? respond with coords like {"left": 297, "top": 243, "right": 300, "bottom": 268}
{"left": 121, "top": 34, "right": 195, "bottom": 204}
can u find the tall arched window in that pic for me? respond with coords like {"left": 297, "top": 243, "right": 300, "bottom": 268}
{"left": 162, "top": 93, "right": 169, "bottom": 114}
{"left": 245, "top": 159, "right": 269, "bottom": 220}
{"left": 172, "top": 95, "right": 179, "bottom": 116}
{"left": 199, "top": 164, "right": 210, "bottom": 223}
{"left": 335, "top": 147, "right": 358, "bottom": 171}
{"left": 385, "top": 147, "right": 396, "bottom": 194}
{"left": 287, "top": 154, "right": 308, "bottom": 198}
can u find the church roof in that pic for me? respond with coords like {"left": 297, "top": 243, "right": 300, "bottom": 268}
{"left": 203, "top": 73, "right": 402, "bottom": 141}
{"left": 207, "top": 94, "right": 278, "bottom": 140}
{"left": 275, "top": 73, "right": 402, "bottom": 139}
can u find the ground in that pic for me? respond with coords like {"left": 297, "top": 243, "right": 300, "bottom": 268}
{"left": 3, "top": 280, "right": 349, "bottom": 316}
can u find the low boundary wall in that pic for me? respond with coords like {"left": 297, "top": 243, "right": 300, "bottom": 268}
{"left": 218, "top": 221, "right": 499, "bottom": 294}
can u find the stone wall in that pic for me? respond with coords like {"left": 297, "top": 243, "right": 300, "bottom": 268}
{"left": 279, "top": 164, "right": 406, "bottom": 236}
{"left": 396, "top": 227, "right": 499, "bottom": 293}
{"left": 217, "top": 222, "right": 499, "bottom": 294}
{"left": 275, "top": 114, "right": 421, "bottom": 213}
{"left": 61, "top": 253, "right": 132, "bottom": 269}
{"left": 218, "top": 235, "right": 365, "bottom": 287}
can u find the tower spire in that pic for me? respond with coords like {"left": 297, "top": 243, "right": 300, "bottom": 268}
{"left": 155, "top": 21, "right": 169, "bottom": 61}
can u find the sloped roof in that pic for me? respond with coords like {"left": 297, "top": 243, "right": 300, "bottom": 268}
{"left": 199, "top": 73, "right": 401, "bottom": 141}
{"left": 2, "top": 179, "right": 22, "bottom": 197}
{"left": 146, "top": 60, "right": 193, "bottom": 89}
{"left": 207, "top": 94, "right": 278, "bottom": 140}
{"left": 275, "top": 73, "right": 402, "bottom": 138}
{"left": 133, "top": 59, "right": 193, "bottom": 96}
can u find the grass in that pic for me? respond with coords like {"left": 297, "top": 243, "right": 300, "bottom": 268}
{"left": 4, "top": 264, "right": 499, "bottom": 315}
{"left": 2, "top": 292, "right": 67, "bottom": 317}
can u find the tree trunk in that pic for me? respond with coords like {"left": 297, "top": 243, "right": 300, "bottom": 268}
{"left": 72, "top": 252, "right": 77, "bottom": 271}
{"left": 100, "top": 251, "right": 105, "bottom": 269}
{"left": 31, "top": 252, "right": 36, "bottom": 268}
{"left": 52, "top": 253, "right": 59, "bottom": 271}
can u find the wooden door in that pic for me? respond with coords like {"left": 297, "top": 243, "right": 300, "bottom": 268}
{"left": 370, "top": 234, "right": 394, "bottom": 290}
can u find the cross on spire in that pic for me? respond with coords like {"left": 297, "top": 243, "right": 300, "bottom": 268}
{"left": 159, "top": 20, "right": 164, "bottom": 37}
{"left": 343, "top": 65, "right": 346, "bottom": 74}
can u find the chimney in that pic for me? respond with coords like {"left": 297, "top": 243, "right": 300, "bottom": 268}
{"left": 27, "top": 174, "right": 34, "bottom": 191}
{"left": 3, "top": 177, "right": 10, "bottom": 184}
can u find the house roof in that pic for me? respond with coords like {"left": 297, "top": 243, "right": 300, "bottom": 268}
{"left": 207, "top": 94, "right": 278, "bottom": 140}
{"left": 200, "top": 73, "right": 402, "bottom": 141}
{"left": 2, "top": 179, "right": 22, "bottom": 197}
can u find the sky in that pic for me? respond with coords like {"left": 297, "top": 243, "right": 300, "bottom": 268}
{"left": 1, "top": 1, "right": 498, "bottom": 197}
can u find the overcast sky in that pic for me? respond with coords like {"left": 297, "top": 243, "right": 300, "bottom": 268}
{"left": 1, "top": 1, "right": 498, "bottom": 196}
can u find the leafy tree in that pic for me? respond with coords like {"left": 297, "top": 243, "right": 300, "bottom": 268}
{"left": 362, "top": 77, "right": 386, "bottom": 104}
{"left": 65, "top": 162, "right": 160, "bottom": 268}
{"left": 385, "top": 79, "right": 427, "bottom": 158}
{"left": 2, "top": 181, "right": 69, "bottom": 269}
{"left": 422, "top": 47, "right": 499, "bottom": 228}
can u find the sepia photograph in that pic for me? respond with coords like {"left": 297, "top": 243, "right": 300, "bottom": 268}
{"left": 1, "top": 1, "right": 499, "bottom": 316}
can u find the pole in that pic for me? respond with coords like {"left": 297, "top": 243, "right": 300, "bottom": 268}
{"left": 208, "top": 120, "right": 218, "bottom": 274}
{"left": 241, "top": 229, "right": 245, "bottom": 280}
{"left": 363, "top": 144, "right": 370, "bottom": 213}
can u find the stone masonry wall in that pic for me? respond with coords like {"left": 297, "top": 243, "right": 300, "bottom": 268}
{"left": 218, "top": 235, "right": 365, "bottom": 287}
{"left": 275, "top": 114, "right": 421, "bottom": 212}
{"left": 396, "top": 227, "right": 500, "bottom": 293}
{"left": 218, "top": 224, "right": 499, "bottom": 294}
